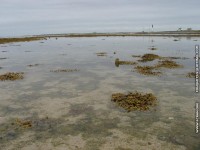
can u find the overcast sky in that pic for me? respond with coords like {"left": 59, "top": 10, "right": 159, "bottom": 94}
{"left": 0, "top": 0, "right": 199, "bottom": 37}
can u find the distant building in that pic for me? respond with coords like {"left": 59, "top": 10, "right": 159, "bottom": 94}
{"left": 187, "top": 28, "right": 192, "bottom": 31}
{"left": 177, "top": 28, "right": 182, "bottom": 31}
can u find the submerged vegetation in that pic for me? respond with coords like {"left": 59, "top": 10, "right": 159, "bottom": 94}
{"left": 0, "top": 37, "right": 45, "bottom": 44}
{"left": 111, "top": 92, "right": 157, "bottom": 112}
{"left": 164, "top": 56, "right": 189, "bottom": 60}
{"left": 0, "top": 72, "right": 24, "bottom": 81}
{"left": 131, "top": 53, "right": 183, "bottom": 76}
{"left": 138, "top": 54, "right": 161, "bottom": 62}
{"left": 96, "top": 52, "right": 107, "bottom": 56}
{"left": 27, "top": 64, "right": 39, "bottom": 67}
{"left": 149, "top": 47, "right": 157, "bottom": 50}
{"left": 186, "top": 72, "right": 199, "bottom": 78}
{"left": 135, "top": 66, "right": 161, "bottom": 76}
{"left": 14, "top": 118, "right": 32, "bottom": 128}
{"left": 50, "top": 69, "right": 79, "bottom": 72}
{"left": 156, "top": 60, "right": 182, "bottom": 68}
{"left": 0, "top": 57, "right": 8, "bottom": 60}
{"left": 115, "top": 58, "right": 138, "bottom": 67}
{"left": 132, "top": 55, "right": 141, "bottom": 58}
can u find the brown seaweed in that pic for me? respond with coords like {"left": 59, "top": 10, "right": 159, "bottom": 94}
{"left": 96, "top": 52, "right": 107, "bottom": 56}
{"left": 135, "top": 66, "right": 161, "bottom": 76}
{"left": 0, "top": 72, "right": 24, "bottom": 81}
{"left": 186, "top": 72, "right": 199, "bottom": 78}
{"left": 111, "top": 91, "right": 157, "bottom": 112}
{"left": 50, "top": 69, "right": 79, "bottom": 72}
{"left": 156, "top": 60, "right": 182, "bottom": 68}
{"left": 27, "top": 64, "right": 39, "bottom": 67}
{"left": 115, "top": 58, "right": 138, "bottom": 67}
{"left": 138, "top": 54, "right": 161, "bottom": 62}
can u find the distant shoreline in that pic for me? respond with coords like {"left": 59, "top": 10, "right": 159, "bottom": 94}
{"left": 37, "top": 30, "right": 200, "bottom": 37}
{"left": 1, "top": 30, "right": 200, "bottom": 44}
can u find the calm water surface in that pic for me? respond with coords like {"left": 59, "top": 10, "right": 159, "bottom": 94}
{"left": 0, "top": 36, "right": 199, "bottom": 150}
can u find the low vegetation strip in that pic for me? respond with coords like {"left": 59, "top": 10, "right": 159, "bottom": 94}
{"left": 0, "top": 37, "right": 45, "bottom": 44}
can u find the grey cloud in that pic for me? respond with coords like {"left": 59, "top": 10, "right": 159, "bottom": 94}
{"left": 0, "top": 0, "right": 199, "bottom": 36}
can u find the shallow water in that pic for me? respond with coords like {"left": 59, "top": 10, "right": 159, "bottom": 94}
{"left": 0, "top": 36, "right": 200, "bottom": 150}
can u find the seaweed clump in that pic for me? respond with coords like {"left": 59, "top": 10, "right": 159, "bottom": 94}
{"left": 0, "top": 72, "right": 24, "bottom": 81}
{"left": 96, "top": 52, "right": 107, "bottom": 56}
{"left": 149, "top": 47, "right": 157, "bottom": 50}
{"left": 135, "top": 66, "right": 161, "bottom": 76}
{"left": 50, "top": 69, "right": 79, "bottom": 72}
{"left": 27, "top": 64, "right": 39, "bottom": 67}
{"left": 0, "top": 57, "right": 7, "bottom": 60}
{"left": 186, "top": 72, "right": 199, "bottom": 78}
{"left": 14, "top": 118, "right": 32, "bottom": 128}
{"left": 156, "top": 60, "right": 182, "bottom": 68}
{"left": 115, "top": 58, "right": 137, "bottom": 67}
{"left": 111, "top": 92, "right": 157, "bottom": 112}
{"left": 139, "top": 54, "right": 161, "bottom": 62}
{"left": 132, "top": 55, "right": 141, "bottom": 58}
{"left": 163, "top": 56, "right": 189, "bottom": 60}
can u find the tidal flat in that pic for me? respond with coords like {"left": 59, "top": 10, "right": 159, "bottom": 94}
{"left": 0, "top": 36, "right": 199, "bottom": 150}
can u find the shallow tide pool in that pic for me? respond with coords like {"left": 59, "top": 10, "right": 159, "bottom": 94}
{"left": 0, "top": 36, "right": 200, "bottom": 150}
